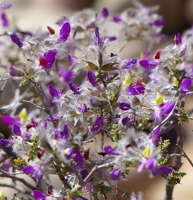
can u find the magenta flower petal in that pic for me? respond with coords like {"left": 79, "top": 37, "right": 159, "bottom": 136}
{"left": 145, "top": 157, "right": 154, "bottom": 169}
{"left": 10, "top": 34, "right": 23, "bottom": 48}
{"left": 33, "top": 190, "right": 46, "bottom": 200}
{"left": 22, "top": 165, "right": 41, "bottom": 181}
{"left": 122, "top": 114, "right": 135, "bottom": 126}
{"left": 77, "top": 103, "right": 87, "bottom": 113}
{"left": 61, "top": 124, "right": 70, "bottom": 140}
{"left": 180, "top": 78, "right": 192, "bottom": 91}
{"left": 0, "top": 139, "right": 13, "bottom": 147}
{"left": 72, "top": 149, "right": 83, "bottom": 168}
{"left": 58, "top": 22, "right": 71, "bottom": 42}
{"left": 139, "top": 60, "right": 158, "bottom": 69}
{"left": 1, "top": 3, "right": 12, "bottom": 9}
{"left": 99, "top": 7, "right": 108, "bottom": 22}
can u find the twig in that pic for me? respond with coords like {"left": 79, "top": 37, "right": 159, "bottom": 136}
{"left": 0, "top": 183, "right": 32, "bottom": 196}
{"left": 22, "top": 99, "right": 45, "bottom": 110}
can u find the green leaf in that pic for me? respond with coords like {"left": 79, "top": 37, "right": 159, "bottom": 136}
{"left": 101, "top": 63, "right": 117, "bottom": 71}
{"left": 84, "top": 61, "right": 99, "bottom": 71}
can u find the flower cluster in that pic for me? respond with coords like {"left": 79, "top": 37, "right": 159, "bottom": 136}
{"left": 0, "top": 1, "right": 191, "bottom": 200}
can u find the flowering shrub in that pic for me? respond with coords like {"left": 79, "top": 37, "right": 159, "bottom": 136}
{"left": 0, "top": 1, "right": 193, "bottom": 200}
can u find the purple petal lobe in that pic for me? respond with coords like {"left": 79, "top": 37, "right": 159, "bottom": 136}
{"left": 151, "top": 125, "right": 161, "bottom": 145}
{"left": 104, "top": 145, "right": 120, "bottom": 155}
{"left": 69, "top": 82, "right": 81, "bottom": 94}
{"left": 180, "top": 78, "right": 192, "bottom": 91}
{"left": 48, "top": 85, "right": 61, "bottom": 98}
{"left": 91, "top": 116, "right": 103, "bottom": 134}
{"left": 58, "top": 22, "right": 71, "bottom": 42}
{"left": 139, "top": 60, "right": 158, "bottom": 69}
{"left": 0, "top": 139, "right": 13, "bottom": 147}
{"left": 126, "top": 84, "right": 145, "bottom": 95}
{"left": 121, "top": 58, "right": 137, "bottom": 69}
{"left": 10, "top": 34, "right": 23, "bottom": 48}
{"left": 87, "top": 71, "right": 98, "bottom": 87}
{"left": 2, "top": 116, "right": 20, "bottom": 127}
{"left": 113, "top": 15, "right": 122, "bottom": 23}
{"left": 60, "top": 68, "right": 73, "bottom": 83}
{"left": 12, "top": 124, "right": 22, "bottom": 136}
{"left": 41, "top": 49, "right": 57, "bottom": 70}
{"left": 118, "top": 102, "right": 131, "bottom": 110}
{"left": 1, "top": 12, "right": 9, "bottom": 27}
{"left": 33, "top": 190, "right": 46, "bottom": 200}
{"left": 110, "top": 168, "right": 121, "bottom": 180}
{"left": 161, "top": 102, "right": 174, "bottom": 115}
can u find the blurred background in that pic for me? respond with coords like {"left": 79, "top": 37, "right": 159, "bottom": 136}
{"left": 1, "top": 0, "right": 193, "bottom": 199}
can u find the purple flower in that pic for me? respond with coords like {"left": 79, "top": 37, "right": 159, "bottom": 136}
{"left": 161, "top": 102, "right": 174, "bottom": 115}
{"left": 87, "top": 71, "right": 98, "bottom": 87}
{"left": 33, "top": 190, "right": 46, "bottom": 200}
{"left": 48, "top": 85, "right": 61, "bottom": 98}
{"left": 126, "top": 84, "right": 145, "bottom": 96}
{"left": 39, "top": 49, "right": 57, "bottom": 70}
{"left": 60, "top": 68, "right": 73, "bottom": 83}
{"left": 122, "top": 114, "right": 135, "bottom": 126}
{"left": 2, "top": 116, "right": 20, "bottom": 127}
{"left": 68, "top": 54, "right": 78, "bottom": 64}
{"left": 0, "top": 139, "right": 13, "bottom": 147}
{"left": 72, "top": 149, "right": 84, "bottom": 168}
{"left": 99, "top": 7, "right": 108, "bottom": 22}
{"left": 61, "top": 124, "right": 70, "bottom": 141}
{"left": 94, "top": 27, "right": 102, "bottom": 47}
{"left": 151, "top": 125, "right": 161, "bottom": 145}
{"left": 113, "top": 15, "right": 122, "bottom": 23}
{"left": 10, "top": 34, "right": 23, "bottom": 48}
{"left": 139, "top": 60, "right": 158, "bottom": 69}
{"left": 150, "top": 18, "right": 165, "bottom": 26}
{"left": 91, "top": 116, "right": 103, "bottom": 134}
{"left": 118, "top": 102, "right": 131, "bottom": 110}
{"left": 180, "top": 78, "right": 192, "bottom": 92}
{"left": 22, "top": 165, "right": 42, "bottom": 181}
{"left": 110, "top": 168, "right": 121, "bottom": 180}
{"left": 179, "top": 44, "right": 187, "bottom": 57}
{"left": 12, "top": 124, "right": 22, "bottom": 136}
{"left": 151, "top": 165, "right": 172, "bottom": 176}
{"left": 57, "top": 22, "right": 71, "bottom": 42}
{"left": 153, "top": 107, "right": 161, "bottom": 122}
{"left": 1, "top": 12, "right": 9, "bottom": 27}
{"left": 121, "top": 58, "right": 137, "bottom": 69}
{"left": 69, "top": 82, "right": 81, "bottom": 94}
{"left": 1, "top": 3, "right": 12, "bottom": 9}
{"left": 77, "top": 103, "right": 87, "bottom": 113}
{"left": 174, "top": 33, "right": 182, "bottom": 45}
{"left": 138, "top": 157, "right": 154, "bottom": 173}
{"left": 104, "top": 145, "right": 120, "bottom": 155}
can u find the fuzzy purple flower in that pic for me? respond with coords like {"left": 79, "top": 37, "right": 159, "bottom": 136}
{"left": 2, "top": 116, "right": 20, "bottom": 127}
{"left": 126, "top": 84, "right": 145, "bottom": 96}
{"left": 121, "top": 58, "right": 137, "bottom": 69}
{"left": 122, "top": 114, "right": 135, "bottom": 126}
{"left": 139, "top": 59, "right": 158, "bottom": 69}
{"left": 118, "top": 102, "right": 131, "bottom": 110}
{"left": 69, "top": 82, "right": 81, "bottom": 94}
{"left": 22, "top": 165, "right": 42, "bottom": 181}
{"left": 99, "top": 7, "right": 108, "bottom": 22}
{"left": 161, "top": 102, "right": 174, "bottom": 115}
{"left": 60, "top": 68, "right": 73, "bottom": 83}
{"left": 151, "top": 125, "right": 161, "bottom": 145}
{"left": 39, "top": 49, "right": 57, "bottom": 70}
